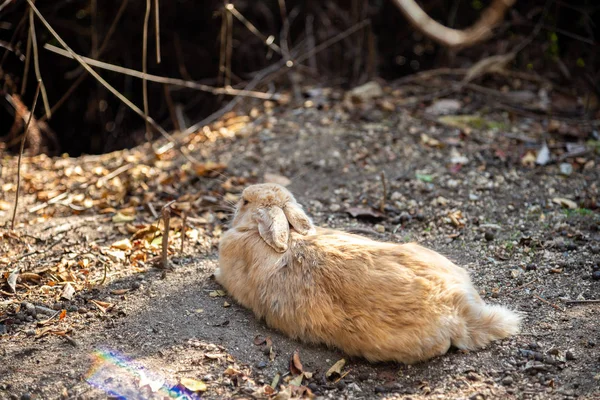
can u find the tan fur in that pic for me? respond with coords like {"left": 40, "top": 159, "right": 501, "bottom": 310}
{"left": 216, "top": 183, "right": 521, "bottom": 364}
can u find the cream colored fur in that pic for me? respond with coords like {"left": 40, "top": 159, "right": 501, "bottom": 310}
{"left": 216, "top": 183, "right": 521, "bottom": 364}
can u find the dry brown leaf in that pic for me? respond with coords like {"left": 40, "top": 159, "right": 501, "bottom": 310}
{"left": 90, "top": 299, "right": 114, "bottom": 313}
{"left": 325, "top": 358, "right": 346, "bottom": 379}
{"left": 290, "top": 349, "right": 303, "bottom": 375}
{"left": 111, "top": 238, "right": 133, "bottom": 251}
{"left": 254, "top": 335, "right": 267, "bottom": 346}
{"left": 112, "top": 212, "right": 136, "bottom": 223}
{"left": 346, "top": 207, "right": 385, "bottom": 220}
{"left": 60, "top": 282, "right": 76, "bottom": 300}
{"left": 7, "top": 268, "right": 19, "bottom": 293}
{"left": 59, "top": 309, "right": 67, "bottom": 320}
{"left": 552, "top": 197, "right": 577, "bottom": 210}
{"left": 180, "top": 377, "right": 207, "bottom": 392}
{"left": 111, "top": 288, "right": 131, "bottom": 295}
{"left": 19, "top": 272, "right": 41, "bottom": 283}
{"left": 193, "top": 161, "right": 227, "bottom": 177}
{"left": 209, "top": 290, "right": 226, "bottom": 297}
{"left": 223, "top": 366, "right": 241, "bottom": 376}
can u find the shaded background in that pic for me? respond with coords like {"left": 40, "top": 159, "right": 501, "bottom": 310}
{"left": 0, "top": 0, "right": 598, "bottom": 156}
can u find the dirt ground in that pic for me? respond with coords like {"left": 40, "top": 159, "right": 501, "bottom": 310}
{"left": 1, "top": 82, "right": 600, "bottom": 399}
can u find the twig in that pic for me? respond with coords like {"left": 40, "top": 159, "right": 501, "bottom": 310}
{"left": 28, "top": 191, "right": 68, "bottom": 213}
{"left": 180, "top": 212, "right": 186, "bottom": 255}
{"left": 225, "top": 5, "right": 233, "bottom": 87}
{"left": 20, "top": 24, "right": 31, "bottom": 95}
{"left": 0, "top": 0, "right": 13, "bottom": 13}
{"left": 533, "top": 294, "right": 564, "bottom": 312}
{"left": 154, "top": 0, "right": 161, "bottom": 63}
{"left": 28, "top": 7, "right": 51, "bottom": 119}
{"left": 160, "top": 203, "right": 173, "bottom": 269}
{"left": 96, "top": 162, "right": 134, "bottom": 187}
{"left": 26, "top": 1, "right": 194, "bottom": 163}
{"left": 142, "top": 0, "right": 152, "bottom": 140}
{"left": 305, "top": 15, "right": 317, "bottom": 71}
{"left": 11, "top": 80, "right": 41, "bottom": 231}
{"left": 565, "top": 299, "right": 600, "bottom": 305}
{"left": 379, "top": 171, "right": 387, "bottom": 213}
{"left": 226, "top": 3, "right": 281, "bottom": 54}
{"left": 44, "top": 45, "right": 280, "bottom": 100}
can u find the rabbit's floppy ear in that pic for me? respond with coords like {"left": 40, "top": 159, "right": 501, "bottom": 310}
{"left": 284, "top": 202, "right": 314, "bottom": 235}
{"left": 255, "top": 207, "right": 290, "bottom": 253}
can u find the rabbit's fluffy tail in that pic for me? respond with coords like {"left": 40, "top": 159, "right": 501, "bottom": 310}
{"left": 453, "top": 296, "right": 522, "bottom": 350}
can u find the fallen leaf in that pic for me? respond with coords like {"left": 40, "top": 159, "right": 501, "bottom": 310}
{"left": 193, "top": 161, "right": 227, "bottom": 177}
{"left": 415, "top": 172, "right": 434, "bottom": 182}
{"left": 111, "top": 288, "right": 131, "bottom": 295}
{"left": 209, "top": 290, "right": 226, "bottom": 297}
{"left": 271, "top": 373, "right": 281, "bottom": 391}
{"left": 425, "top": 99, "right": 461, "bottom": 116}
{"left": 7, "top": 268, "right": 19, "bottom": 293}
{"left": 180, "top": 377, "right": 207, "bottom": 392}
{"left": 111, "top": 238, "right": 132, "bottom": 250}
{"left": 325, "top": 358, "right": 346, "bottom": 379}
{"left": 289, "top": 374, "right": 303, "bottom": 386}
{"left": 346, "top": 207, "right": 385, "bottom": 220}
{"left": 60, "top": 282, "right": 76, "bottom": 300}
{"left": 290, "top": 349, "right": 303, "bottom": 376}
{"left": 112, "top": 212, "right": 136, "bottom": 223}
{"left": 552, "top": 197, "right": 577, "bottom": 210}
{"left": 19, "top": 272, "right": 41, "bottom": 283}
{"left": 536, "top": 142, "right": 551, "bottom": 165}
{"left": 273, "top": 386, "right": 292, "bottom": 400}
{"left": 223, "top": 301, "right": 231, "bottom": 308}
{"left": 105, "top": 249, "right": 126, "bottom": 262}
{"left": 223, "top": 366, "right": 241, "bottom": 376}
{"left": 90, "top": 299, "right": 114, "bottom": 313}
{"left": 59, "top": 309, "right": 67, "bottom": 320}
{"left": 264, "top": 173, "right": 291, "bottom": 186}
{"left": 254, "top": 335, "right": 267, "bottom": 346}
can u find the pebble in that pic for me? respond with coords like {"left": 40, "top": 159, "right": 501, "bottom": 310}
{"left": 22, "top": 302, "right": 36, "bottom": 316}
{"left": 469, "top": 193, "right": 480, "bottom": 201}
{"left": 0, "top": 324, "right": 6, "bottom": 335}
{"left": 484, "top": 231, "right": 495, "bottom": 241}
{"left": 203, "top": 374, "right": 214, "bottom": 382}
{"left": 347, "top": 383, "right": 361, "bottom": 392}
{"left": 374, "top": 386, "right": 387, "bottom": 394}
{"left": 502, "top": 376, "right": 514, "bottom": 386}
{"left": 399, "top": 212, "right": 412, "bottom": 223}
{"left": 374, "top": 224, "right": 385, "bottom": 233}
{"left": 526, "top": 264, "right": 537, "bottom": 271}
{"left": 592, "top": 271, "right": 600, "bottom": 281}
{"left": 565, "top": 350, "right": 575, "bottom": 360}
{"left": 466, "top": 372, "right": 481, "bottom": 381}
{"left": 307, "top": 383, "right": 319, "bottom": 393}
{"left": 336, "top": 381, "right": 346, "bottom": 391}
{"left": 255, "top": 361, "right": 267, "bottom": 369}
{"left": 559, "top": 163, "right": 573, "bottom": 176}
{"left": 329, "top": 204, "right": 341, "bottom": 212}
{"left": 131, "top": 281, "right": 141, "bottom": 290}
{"left": 416, "top": 212, "right": 425, "bottom": 221}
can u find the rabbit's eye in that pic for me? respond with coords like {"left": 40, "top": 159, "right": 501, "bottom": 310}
{"left": 242, "top": 199, "right": 249, "bottom": 206}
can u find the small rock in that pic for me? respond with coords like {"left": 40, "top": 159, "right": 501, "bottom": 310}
{"left": 566, "top": 243, "right": 577, "bottom": 251}
{"left": 131, "top": 281, "right": 141, "bottom": 290}
{"left": 347, "top": 383, "right": 361, "bottom": 392}
{"left": 346, "top": 81, "right": 383, "bottom": 103}
{"left": 416, "top": 212, "right": 425, "bottom": 221}
{"left": 484, "top": 231, "right": 495, "bottom": 241}
{"left": 592, "top": 271, "right": 600, "bottom": 281}
{"left": 425, "top": 99, "right": 462, "bottom": 116}
{"left": 565, "top": 350, "right": 575, "bottom": 360}
{"left": 399, "top": 212, "right": 412, "bottom": 223}
{"left": 447, "top": 179, "right": 459, "bottom": 188}
{"left": 390, "top": 192, "right": 403, "bottom": 201}
{"left": 67, "top": 305, "right": 78, "bottom": 312}
{"left": 22, "top": 302, "right": 36, "bottom": 316}
{"left": 510, "top": 269, "right": 522, "bottom": 279}
{"left": 590, "top": 246, "right": 600, "bottom": 254}
{"left": 502, "top": 376, "right": 514, "bottom": 386}
{"left": 526, "top": 264, "right": 537, "bottom": 271}
{"left": 469, "top": 193, "right": 480, "bottom": 201}
{"left": 203, "top": 374, "right": 214, "bottom": 382}
{"left": 329, "top": 204, "right": 341, "bottom": 212}
{"left": 0, "top": 324, "right": 6, "bottom": 335}
{"left": 255, "top": 361, "right": 267, "bottom": 369}
{"left": 559, "top": 163, "right": 573, "bottom": 176}
{"left": 25, "top": 329, "right": 35, "bottom": 337}
{"left": 466, "top": 372, "right": 481, "bottom": 381}
{"left": 548, "top": 348, "right": 560, "bottom": 356}
{"left": 336, "top": 381, "right": 346, "bottom": 391}
{"left": 374, "top": 224, "right": 385, "bottom": 233}
{"left": 21, "top": 394, "right": 31, "bottom": 400}
{"left": 374, "top": 386, "right": 387, "bottom": 394}
{"left": 307, "top": 383, "right": 319, "bottom": 393}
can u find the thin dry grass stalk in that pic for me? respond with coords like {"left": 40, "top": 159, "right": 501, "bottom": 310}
{"left": 154, "top": 0, "right": 161, "bottom": 63}
{"left": 11, "top": 80, "right": 41, "bottom": 231}
{"left": 28, "top": 8, "right": 51, "bottom": 119}
{"left": 142, "top": 0, "right": 152, "bottom": 140}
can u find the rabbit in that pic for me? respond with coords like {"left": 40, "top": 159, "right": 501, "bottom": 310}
{"left": 215, "top": 183, "right": 521, "bottom": 364}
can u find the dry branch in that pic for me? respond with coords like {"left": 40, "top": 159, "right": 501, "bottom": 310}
{"left": 28, "top": 8, "right": 51, "bottom": 118}
{"left": 44, "top": 44, "right": 281, "bottom": 101}
{"left": 391, "top": 0, "right": 516, "bottom": 48}
{"left": 142, "top": 0, "right": 152, "bottom": 140}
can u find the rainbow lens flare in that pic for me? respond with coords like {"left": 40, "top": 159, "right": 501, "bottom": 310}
{"left": 86, "top": 349, "right": 202, "bottom": 399}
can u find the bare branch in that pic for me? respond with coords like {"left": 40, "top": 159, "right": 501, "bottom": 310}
{"left": 391, "top": 0, "right": 516, "bottom": 48}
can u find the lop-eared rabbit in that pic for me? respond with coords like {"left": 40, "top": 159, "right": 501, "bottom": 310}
{"left": 216, "top": 183, "right": 520, "bottom": 363}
